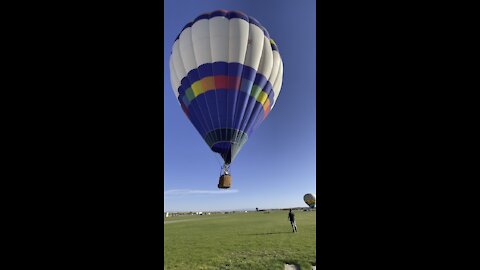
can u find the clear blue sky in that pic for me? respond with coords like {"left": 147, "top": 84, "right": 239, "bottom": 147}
{"left": 164, "top": 0, "right": 316, "bottom": 212}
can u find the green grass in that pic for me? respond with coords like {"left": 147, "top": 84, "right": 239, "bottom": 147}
{"left": 164, "top": 210, "right": 316, "bottom": 269}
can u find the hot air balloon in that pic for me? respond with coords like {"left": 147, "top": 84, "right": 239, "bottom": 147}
{"left": 304, "top": 193, "right": 316, "bottom": 208}
{"left": 169, "top": 10, "right": 284, "bottom": 188}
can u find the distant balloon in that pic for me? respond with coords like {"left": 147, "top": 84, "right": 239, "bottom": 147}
{"left": 169, "top": 10, "right": 284, "bottom": 188}
{"left": 304, "top": 193, "right": 316, "bottom": 208}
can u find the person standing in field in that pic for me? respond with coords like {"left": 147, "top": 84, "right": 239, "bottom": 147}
{"left": 288, "top": 209, "right": 298, "bottom": 233}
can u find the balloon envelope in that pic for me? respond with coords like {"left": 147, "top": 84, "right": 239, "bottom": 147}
{"left": 169, "top": 10, "right": 283, "bottom": 165}
{"left": 304, "top": 193, "right": 316, "bottom": 208}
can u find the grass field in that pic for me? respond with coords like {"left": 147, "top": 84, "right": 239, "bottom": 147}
{"left": 164, "top": 210, "right": 316, "bottom": 269}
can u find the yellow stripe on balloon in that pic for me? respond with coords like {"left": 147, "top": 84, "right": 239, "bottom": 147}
{"left": 191, "top": 81, "right": 204, "bottom": 97}
{"left": 257, "top": 91, "right": 268, "bottom": 104}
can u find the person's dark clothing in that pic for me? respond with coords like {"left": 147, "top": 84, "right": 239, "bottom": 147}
{"left": 288, "top": 211, "right": 297, "bottom": 232}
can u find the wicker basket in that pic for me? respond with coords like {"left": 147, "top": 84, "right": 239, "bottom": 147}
{"left": 218, "top": 174, "right": 232, "bottom": 189}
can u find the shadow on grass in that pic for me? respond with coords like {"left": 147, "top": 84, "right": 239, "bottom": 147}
{"left": 239, "top": 232, "right": 293, "bottom": 236}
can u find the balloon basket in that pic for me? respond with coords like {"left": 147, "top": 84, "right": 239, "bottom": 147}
{"left": 218, "top": 174, "right": 232, "bottom": 189}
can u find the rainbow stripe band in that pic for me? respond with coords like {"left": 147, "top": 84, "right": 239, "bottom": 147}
{"left": 177, "top": 62, "right": 274, "bottom": 116}
{"left": 179, "top": 76, "right": 272, "bottom": 114}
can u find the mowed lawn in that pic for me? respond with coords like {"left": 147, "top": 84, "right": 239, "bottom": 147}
{"left": 164, "top": 210, "right": 316, "bottom": 269}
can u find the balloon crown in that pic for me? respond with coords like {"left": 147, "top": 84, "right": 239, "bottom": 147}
{"left": 173, "top": 10, "right": 279, "bottom": 52}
